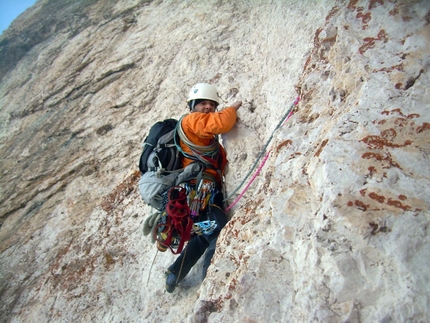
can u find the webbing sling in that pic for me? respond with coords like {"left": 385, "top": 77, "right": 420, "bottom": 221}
{"left": 175, "top": 116, "right": 220, "bottom": 167}
{"left": 175, "top": 116, "right": 222, "bottom": 186}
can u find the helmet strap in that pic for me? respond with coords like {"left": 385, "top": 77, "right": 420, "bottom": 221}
{"left": 189, "top": 99, "right": 218, "bottom": 111}
{"left": 190, "top": 100, "right": 196, "bottom": 111}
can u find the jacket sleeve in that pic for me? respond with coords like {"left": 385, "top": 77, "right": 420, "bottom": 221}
{"left": 182, "top": 107, "right": 237, "bottom": 139}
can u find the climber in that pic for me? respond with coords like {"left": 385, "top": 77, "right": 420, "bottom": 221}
{"left": 165, "top": 83, "right": 242, "bottom": 293}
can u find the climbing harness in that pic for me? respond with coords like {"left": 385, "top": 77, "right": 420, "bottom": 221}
{"left": 224, "top": 96, "right": 300, "bottom": 211}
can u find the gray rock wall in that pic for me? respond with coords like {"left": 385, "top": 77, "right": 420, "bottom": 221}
{"left": 0, "top": 0, "right": 429, "bottom": 322}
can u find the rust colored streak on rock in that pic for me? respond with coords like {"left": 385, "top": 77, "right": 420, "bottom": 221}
{"left": 101, "top": 170, "right": 141, "bottom": 212}
{"left": 315, "top": 139, "right": 329, "bottom": 157}
{"left": 407, "top": 113, "right": 420, "bottom": 119}
{"left": 416, "top": 122, "right": 430, "bottom": 133}
{"left": 359, "top": 29, "right": 387, "bottom": 54}
{"left": 368, "top": 166, "right": 377, "bottom": 175}
{"left": 360, "top": 134, "right": 412, "bottom": 149}
{"left": 369, "top": 0, "right": 384, "bottom": 10}
{"left": 347, "top": 199, "right": 370, "bottom": 211}
{"left": 359, "top": 37, "right": 376, "bottom": 54}
{"left": 381, "top": 128, "right": 397, "bottom": 141}
{"left": 382, "top": 108, "right": 410, "bottom": 117}
{"left": 374, "top": 63, "right": 404, "bottom": 73}
{"left": 361, "top": 136, "right": 387, "bottom": 149}
{"left": 389, "top": 8, "right": 399, "bottom": 16}
{"left": 326, "top": 6, "right": 340, "bottom": 21}
{"left": 361, "top": 152, "right": 401, "bottom": 169}
{"left": 357, "top": 12, "right": 372, "bottom": 24}
{"left": 368, "top": 192, "right": 386, "bottom": 203}
{"left": 387, "top": 198, "right": 411, "bottom": 211}
{"left": 362, "top": 152, "right": 383, "bottom": 161}
{"left": 347, "top": 0, "right": 359, "bottom": 10}
{"left": 276, "top": 140, "right": 292, "bottom": 153}
{"left": 354, "top": 200, "right": 369, "bottom": 211}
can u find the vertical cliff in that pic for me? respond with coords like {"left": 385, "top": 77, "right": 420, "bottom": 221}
{"left": 0, "top": 0, "right": 429, "bottom": 322}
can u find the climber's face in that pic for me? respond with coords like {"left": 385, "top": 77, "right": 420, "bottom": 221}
{"left": 194, "top": 100, "right": 217, "bottom": 113}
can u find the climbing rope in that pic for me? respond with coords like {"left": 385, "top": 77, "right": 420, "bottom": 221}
{"left": 224, "top": 96, "right": 300, "bottom": 211}
{"left": 176, "top": 244, "right": 188, "bottom": 285}
{"left": 146, "top": 249, "right": 158, "bottom": 287}
{"left": 161, "top": 186, "right": 193, "bottom": 254}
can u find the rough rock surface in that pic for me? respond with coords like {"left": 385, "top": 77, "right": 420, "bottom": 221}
{"left": 0, "top": 0, "right": 429, "bottom": 322}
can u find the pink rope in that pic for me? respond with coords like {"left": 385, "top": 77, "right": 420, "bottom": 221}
{"left": 225, "top": 150, "right": 271, "bottom": 212}
{"left": 282, "top": 110, "right": 294, "bottom": 126}
{"left": 224, "top": 96, "right": 300, "bottom": 212}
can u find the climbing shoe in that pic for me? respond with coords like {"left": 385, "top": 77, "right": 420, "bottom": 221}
{"left": 165, "top": 271, "right": 178, "bottom": 293}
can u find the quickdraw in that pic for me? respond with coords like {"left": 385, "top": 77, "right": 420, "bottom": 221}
{"left": 188, "top": 180, "right": 215, "bottom": 217}
{"left": 192, "top": 220, "right": 218, "bottom": 236}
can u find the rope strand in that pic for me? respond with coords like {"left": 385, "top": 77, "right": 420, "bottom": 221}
{"left": 146, "top": 249, "right": 158, "bottom": 287}
{"left": 224, "top": 96, "right": 300, "bottom": 208}
{"left": 225, "top": 150, "right": 271, "bottom": 211}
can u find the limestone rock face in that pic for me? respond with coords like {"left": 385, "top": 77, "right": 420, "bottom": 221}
{"left": 0, "top": 0, "right": 429, "bottom": 322}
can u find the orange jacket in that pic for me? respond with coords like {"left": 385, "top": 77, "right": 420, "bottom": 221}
{"left": 180, "top": 107, "right": 238, "bottom": 185}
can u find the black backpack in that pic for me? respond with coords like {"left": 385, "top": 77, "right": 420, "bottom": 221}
{"left": 138, "top": 118, "right": 182, "bottom": 174}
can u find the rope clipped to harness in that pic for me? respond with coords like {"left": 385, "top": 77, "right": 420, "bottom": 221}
{"left": 155, "top": 186, "right": 193, "bottom": 254}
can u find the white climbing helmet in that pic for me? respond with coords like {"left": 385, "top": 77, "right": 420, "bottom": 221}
{"left": 187, "top": 83, "right": 220, "bottom": 110}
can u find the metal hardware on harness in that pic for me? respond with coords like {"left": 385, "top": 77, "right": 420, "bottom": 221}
{"left": 189, "top": 180, "right": 215, "bottom": 217}
{"left": 192, "top": 220, "right": 217, "bottom": 235}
